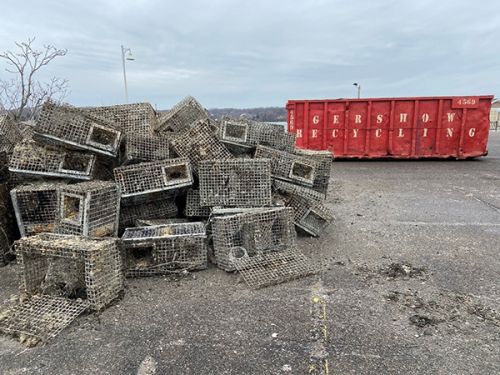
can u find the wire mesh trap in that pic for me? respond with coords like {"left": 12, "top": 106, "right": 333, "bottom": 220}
{"left": 254, "top": 145, "right": 321, "bottom": 187}
{"left": 219, "top": 117, "right": 296, "bottom": 151}
{"left": 114, "top": 158, "right": 193, "bottom": 198}
{"left": 10, "top": 182, "right": 64, "bottom": 237}
{"left": 229, "top": 247, "right": 318, "bottom": 289}
{"left": 121, "top": 222, "right": 208, "bottom": 277}
{"left": 292, "top": 148, "right": 332, "bottom": 197}
{"left": 35, "top": 101, "right": 122, "bottom": 157}
{"left": 56, "top": 181, "right": 120, "bottom": 237}
{"left": 184, "top": 189, "right": 211, "bottom": 218}
{"left": 135, "top": 218, "right": 190, "bottom": 226}
{"left": 0, "top": 295, "right": 89, "bottom": 346}
{"left": 0, "top": 115, "right": 24, "bottom": 154}
{"left": 121, "top": 133, "right": 170, "bottom": 165}
{"left": 81, "top": 102, "right": 158, "bottom": 136}
{"left": 272, "top": 179, "right": 325, "bottom": 203}
{"left": 286, "top": 194, "right": 333, "bottom": 237}
{"left": 0, "top": 183, "right": 15, "bottom": 265}
{"left": 16, "top": 233, "right": 123, "bottom": 311}
{"left": 198, "top": 159, "right": 272, "bottom": 208}
{"left": 154, "top": 96, "right": 210, "bottom": 134}
{"left": 211, "top": 207, "right": 296, "bottom": 271}
{"left": 119, "top": 198, "right": 178, "bottom": 232}
{"left": 9, "top": 140, "right": 96, "bottom": 180}
{"left": 169, "top": 120, "right": 232, "bottom": 174}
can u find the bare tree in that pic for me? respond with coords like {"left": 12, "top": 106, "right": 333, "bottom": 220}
{"left": 0, "top": 37, "right": 68, "bottom": 120}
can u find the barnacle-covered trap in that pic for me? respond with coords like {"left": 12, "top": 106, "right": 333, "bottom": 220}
{"left": 155, "top": 96, "right": 210, "bottom": 134}
{"left": 0, "top": 234, "right": 123, "bottom": 346}
{"left": 121, "top": 133, "right": 170, "bottom": 165}
{"left": 121, "top": 222, "right": 208, "bottom": 277}
{"left": 184, "top": 189, "right": 211, "bottom": 218}
{"left": 119, "top": 197, "right": 178, "bottom": 233}
{"left": 198, "top": 159, "right": 272, "bottom": 208}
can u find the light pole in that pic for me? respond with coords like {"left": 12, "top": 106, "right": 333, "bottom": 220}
{"left": 121, "top": 45, "right": 134, "bottom": 103}
{"left": 353, "top": 82, "right": 361, "bottom": 99}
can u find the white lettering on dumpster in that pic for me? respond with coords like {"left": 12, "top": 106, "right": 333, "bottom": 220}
{"left": 399, "top": 113, "right": 408, "bottom": 123}
{"left": 333, "top": 115, "right": 340, "bottom": 124}
{"left": 398, "top": 128, "right": 405, "bottom": 137}
{"left": 469, "top": 128, "right": 476, "bottom": 137}
{"left": 421, "top": 113, "right": 430, "bottom": 123}
{"left": 312, "top": 115, "right": 320, "bottom": 125}
{"left": 376, "top": 114, "right": 383, "bottom": 124}
{"left": 353, "top": 129, "right": 359, "bottom": 138}
{"left": 446, "top": 128, "right": 453, "bottom": 137}
{"left": 297, "top": 129, "right": 303, "bottom": 138}
{"left": 332, "top": 129, "right": 339, "bottom": 138}
{"left": 355, "top": 115, "right": 362, "bottom": 124}
{"left": 423, "top": 128, "right": 428, "bottom": 137}
{"left": 447, "top": 112, "right": 456, "bottom": 122}
{"left": 375, "top": 128, "right": 382, "bottom": 138}
{"left": 311, "top": 129, "right": 318, "bottom": 138}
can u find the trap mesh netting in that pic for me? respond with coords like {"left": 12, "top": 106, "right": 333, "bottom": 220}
{"left": 0, "top": 116, "right": 24, "bottom": 154}
{"left": 121, "top": 133, "right": 170, "bottom": 165}
{"left": 155, "top": 96, "right": 210, "bottom": 134}
{"left": 119, "top": 198, "right": 178, "bottom": 232}
{"left": 211, "top": 207, "right": 297, "bottom": 271}
{"left": 198, "top": 159, "right": 272, "bottom": 208}
{"left": 184, "top": 189, "right": 211, "bottom": 218}
{"left": 114, "top": 158, "right": 193, "bottom": 198}
{"left": 0, "top": 295, "right": 89, "bottom": 346}
{"left": 169, "top": 120, "right": 232, "bottom": 174}
{"left": 229, "top": 247, "right": 317, "bottom": 289}
{"left": 16, "top": 234, "right": 123, "bottom": 311}
{"left": 121, "top": 222, "right": 208, "bottom": 277}
{"left": 81, "top": 102, "right": 158, "bottom": 135}
{"left": 219, "top": 117, "right": 296, "bottom": 151}
{"left": 9, "top": 140, "right": 95, "bottom": 180}
{"left": 35, "top": 102, "right": 122, "bottom": 157}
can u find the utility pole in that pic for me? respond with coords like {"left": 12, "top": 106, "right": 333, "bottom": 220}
{"left": 353, "top": 82, "right": 361, "bottom": 98}
{"left": 121, "top": 45, "right": 134, "bottom": 103}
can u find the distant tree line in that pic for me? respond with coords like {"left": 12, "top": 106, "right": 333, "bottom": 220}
{"left": 208, "top": 107, "right": 287, "bottom": 122}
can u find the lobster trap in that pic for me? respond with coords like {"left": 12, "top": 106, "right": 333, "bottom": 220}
{"left": 0, "top": 234, "right": 123, "bottom": 345}
{"left": 230, "top": 247, "right": 317, "bottom": 289}
{"left": 81, "top": 102, "right": 158, "bottom": 135}
{"left": 219, "top": 117, "right": 296, "bottom": 152}
{"left": 286, "top": 194, "right": 333, "bottom": 237}
{"left": 155, "top": 96, "right": 210, "bottom": 134}
{"left": 56, "top": 181, "right": 120, "bottom": 237}
{"left": 0, "top": 115, "right": 24, "bottom": 154}
{"left": 184, "top": 189, "right": 211, "bottom": 218}
{"left": 35, "top": 102, "right": 122, "bottom": 157}
{"left": 211, "top": 207, "right": 296, "bottom": 271}
{"left": 0, "top": 183, "right": 15, "bottom": 265}
{"left": 292, "top": 148, "right": 332, "bottom": 197}
{"left": 198, "top": 159, "right": 272, "bottom": 208}
{"left": 273, "top": 179, "right": 325, "bottom": 203}
{"left": 121, "top": 222, "right": 208, "bottom": 277}
{"left": 121, "top": 133, "right": 170, "bottom": 165}
{"left": 9, "top": 140, "right": 96, "bottom": 180}
{"left": 254, "top": 145, "right": 322, "bottom": 188}
{"left": 119, "top": 198, "right": 178, "bottom": 232}
{"left": 169, "top": 120, "right": 232, "bottom": 174}
{"left": 114, "top": 158, "right": 192, "bottom": 198}
{"left": 10, "top": 182, "right": 64, "bottom": 237}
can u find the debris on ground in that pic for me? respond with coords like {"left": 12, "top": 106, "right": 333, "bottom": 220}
{"left": 0, "top": 95, "right": 334, "bottom": 346}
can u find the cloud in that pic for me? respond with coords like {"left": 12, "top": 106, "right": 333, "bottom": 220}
{"left": 0, "top": 0, "right": 499, "bottom": 108}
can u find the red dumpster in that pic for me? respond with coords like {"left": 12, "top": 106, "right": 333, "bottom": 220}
{"left": 287, "top": 95, "right": 493, "bottom": 159}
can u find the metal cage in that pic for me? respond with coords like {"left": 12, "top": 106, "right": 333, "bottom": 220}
{"left": 184, "top": 189, "right": 211, "bottom": 218}
{"left": 198, "top": 159, "right": 272, "bottom": 208}
{"left": 121, "top": 133, "right": 170, "bottom": 165}
{"left": 56, "top": 181, "right": 121, "bottom": 237}
{"left": 211, "top": 207, "right": 296, "bottom": 271}
{"left": 121, "top": 222, "right": 208, "bottom": 277}
{"left": 35, "top": 102, "right": 122, "bottom": 157}
{"left": 0, "top": 116, "right": 24, "bottom": 154}
{"left": 9, "top": 140, "right": 96, "bottom": 180}
{"left": 154, "top": 96, "right": 210, "bottom": 134}
{"left": 169, "top": 120, "right": 232, "bottom": 174}
{"left": 114, "top": 158, "right": 193, "bottom": 198}
{"left": 119, "top": 198, "right": 178, "bottom": 232}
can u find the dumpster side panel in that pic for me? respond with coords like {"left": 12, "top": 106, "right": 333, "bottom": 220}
{"left": 287, "top": 95, "right": 492, "bottom": 159}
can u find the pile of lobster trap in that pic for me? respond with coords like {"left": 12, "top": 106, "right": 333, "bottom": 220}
{"left": 0, "top": 96, "right": 333, "bottom": 347}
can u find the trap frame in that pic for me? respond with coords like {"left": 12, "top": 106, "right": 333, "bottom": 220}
{"left": 56, "top": 181, "right": 121, "bottom": 237}
{"left": 154, "top": 96, "right": 210, "bottom": 134}
{"left": 119, "top": 198, "right": 178, "bottom": 232}
{"left": 81, "top": 102, "right": 158, "bottom": 135}
{"left": 211, "top": 207, "right": 297, "bottom": 271}
{"left": 35, "top": 102, "right": 122, "bottom": 157}
{"left": 9, "top": 140, "right": 96, "bottom": 180}
{"left": 169, "top": 120, "right": 232, "bottom": 174}
{"left": 198, "top": 159, "right": 272, "bottom": 208}
{"left": 114, "top": 158, "right": 193, "bottom": 198}
{"left": 184, "top": 189, "right": 211, "bottom": 218}
{"left": 121, "top": 133, "right": 170, "bottom": 165}
{"left": 121, "top": 222, "right": 208, "bottom": 277}
{"left": 286, "top": 194, "right": 333, "bottom": 237}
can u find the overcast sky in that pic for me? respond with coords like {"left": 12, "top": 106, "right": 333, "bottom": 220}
{"left": 1, "top": 0, "right": 499, "bottom": 109}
